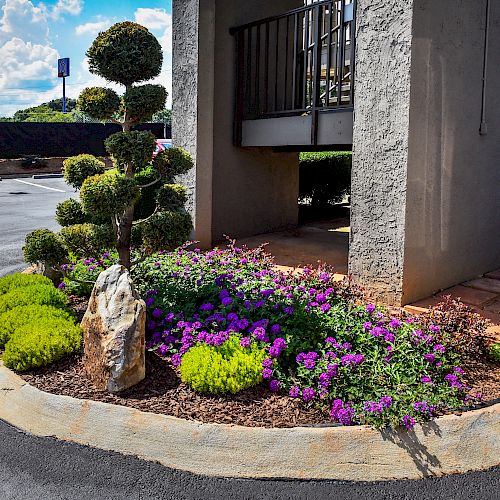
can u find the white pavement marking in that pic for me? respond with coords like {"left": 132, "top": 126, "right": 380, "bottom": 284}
{"left": 13, "top": 179, "right": 66, "bottom": 193}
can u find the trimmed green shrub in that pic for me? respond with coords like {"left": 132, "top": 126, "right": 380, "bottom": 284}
{"left": 180, "top": 336, "right": 267, "bottom": 394}
{"left": 157, "top": 184, "right": 188, "bottom": 211}
{"left": 123, "top": 84, "right": 167, "bottom": 123}
{"left": 299, "top": 151, "right": 352, "bottom": 207}
{"left": 134, "top": 165, "right": 161, "bottom": 220}
{"left": 23, "top": 229, "right": 68, "bottom": 266}
{"left": 77, "top": 87, "right": 121, "bottom": 121}
{"left": 490, "top": 343, "right": 500, "bottom": 364}
{"left": 0, "top": 305, "right": 75, "bottom": 349}
{"left": 55, "top": 198, "right": 87, "bottom": 227}
{"left": 80, "top": 169, "right": 139, "bottom": 219}
{"left": 3, "top": 319, "right": 82, "bottom": 371}
{"left": 0, "top": 273, "right": 52, "bottom": 295}
{"left": 104, "top": 131, "right": 157, "bottom": 171}
{"left": 141, "top": 211, "right": 193, "bottom": 253}
{"left": 63, "top": 154, "right": 106, "bottom": 190}
{"left": 86, "top": 22, "right": 163, "bottom": 86}
{"left": 0, "top": 284, "right": 67, "bottom": 315}
{"left": 60, "top": 223, "right": 114, "bottom": 258}
{"left": 153, "top": 147, "right": 194, "bottom": 181}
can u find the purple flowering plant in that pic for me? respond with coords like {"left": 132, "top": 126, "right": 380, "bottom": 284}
{"left": 130, "top": 241, "right": 480, "bottom": 429}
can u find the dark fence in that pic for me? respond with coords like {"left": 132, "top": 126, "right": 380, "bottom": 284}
{"left": 0, "top": 123, "right": 171, "bottom": 158}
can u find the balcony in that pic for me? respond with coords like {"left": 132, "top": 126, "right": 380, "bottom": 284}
{"left": 231, "top": 0, "right": 355, "bottom": 149}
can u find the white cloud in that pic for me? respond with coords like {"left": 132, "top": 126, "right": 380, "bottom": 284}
{"left": 75, "top": 19, "right": 110, "bottom": 36}
{"left": 51, "top": 0, "right": 83, "bottom": 20}
{"left": 134, "top": 8, "right": 171, "bottom": 31}
{"left": 0, "top": 0, "right": 50, "bottom": 44}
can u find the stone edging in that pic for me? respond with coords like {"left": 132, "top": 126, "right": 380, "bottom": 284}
{"left": 1, "top": 362, "right": 499, "bottom": 481}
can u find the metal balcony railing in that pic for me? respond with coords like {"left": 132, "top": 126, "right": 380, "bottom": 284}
{"left": 231, "top": 0, "right": 356, "bottom": 146}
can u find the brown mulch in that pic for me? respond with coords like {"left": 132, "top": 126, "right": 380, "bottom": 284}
{"left": 15, "top": 295, "right": 500, "bottom": 428}
{"left": 68, "top": 295, "right": 89, "bottom": 323}
{"left": 21, "top": 351, "right": 329, "bottom": 428}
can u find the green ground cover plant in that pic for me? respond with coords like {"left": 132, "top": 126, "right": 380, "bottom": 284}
{"left": 0, "top": 305, "right": 75, "bottom": 348}
{"left": 3, "top": 320, "right": 82, "bottom": 371}
{"left": 0, "top": 273, "right": 52, "bottom": 295}
{"left": 180, "top": 336, "right": 267, "bottom": 394}
{"left": 0, "top": 274, "right": 82, "bottom": 371}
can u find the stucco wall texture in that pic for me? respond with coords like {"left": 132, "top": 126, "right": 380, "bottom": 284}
{"left": 350, "top": 0, "right": 414, "bottom": 305}
{"left": 351, "top": 0, "right": 500, "bottom": 305}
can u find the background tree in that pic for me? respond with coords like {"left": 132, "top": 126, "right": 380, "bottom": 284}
{"left": 23, "top": 22, "right": 193, "bottom": 272}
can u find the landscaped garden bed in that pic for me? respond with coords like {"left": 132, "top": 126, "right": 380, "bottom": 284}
{"left": 6, "top": 243, "right": 500, "bottom": 430}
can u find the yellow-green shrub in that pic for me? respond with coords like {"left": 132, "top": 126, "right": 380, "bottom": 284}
{"left": 0, "top": 305, "right": 75, "bottom": 348}
{"left": 0, "top": 285, "right": 67, "bottom": 315}
{"left": 180, "top": 336, "right": 267, "bottom": 394}
{"left": 3, "top": 319, "right": 82, "bottom": 371}
{"left": 0, "top": 273, "right": 52, "bottom": 295}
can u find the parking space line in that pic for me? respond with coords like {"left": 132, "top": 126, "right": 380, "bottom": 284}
{"left": 13, "top": 179, "right": 66, "bottom": 193}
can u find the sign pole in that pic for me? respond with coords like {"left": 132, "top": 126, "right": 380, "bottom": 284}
{"left": 63, "top": 76, "right": 66, "bottom": 113}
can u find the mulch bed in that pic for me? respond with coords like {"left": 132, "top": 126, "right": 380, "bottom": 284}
{"left": 15, "top": 296, "right": 500, "bottom": 428}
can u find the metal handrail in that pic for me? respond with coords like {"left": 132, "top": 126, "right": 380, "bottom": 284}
{"left": 232, "top": 1, "right": 356, "bottom": 146}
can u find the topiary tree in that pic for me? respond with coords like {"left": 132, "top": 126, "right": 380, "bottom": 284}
{"left": 25, "top": 22, "right": 193, "bottom": 271}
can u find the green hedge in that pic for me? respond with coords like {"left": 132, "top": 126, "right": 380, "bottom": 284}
{"left": 0, "top": 274, "right": 52, "bottom": 295}
{"left": 3, "top": 319, "right": 82, "bottom": 371}
{"left": 299, "top": 151, "right": 352, "bottom": 207}
{"left": 0, "top": 284, "right": 67, "bottom": 315}
{"left": 0, "top": 305, "right": 75, "bottom": 349}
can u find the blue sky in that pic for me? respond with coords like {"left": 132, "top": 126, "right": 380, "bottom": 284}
{"left": 0, "top": 0, "right": 173, "bottom": 116}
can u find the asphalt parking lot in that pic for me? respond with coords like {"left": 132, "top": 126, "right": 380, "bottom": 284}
{"left": 0, "top": 176, "right": 73, "bottom": 276}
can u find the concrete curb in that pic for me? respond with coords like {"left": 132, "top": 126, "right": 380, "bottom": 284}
{"left": 1, "top": 362, "right": 499, "bottom": 481}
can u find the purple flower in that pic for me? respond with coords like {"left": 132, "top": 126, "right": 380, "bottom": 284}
{"left": 316, "top": 293, "right": 327, "bottom": 304}
{"left": 424, "top": 353, "right": 436, "bottom": 363}
{"left": 320, "top": 303, "right": 331, "bottom": 313}
{"left": 413, "top": 401, "right": 434, "bottom": 416}
{"left": 366, "top": 304, "right": 376, "bottom": 314}
{"left": 268, "top": 346, "right": 281, "bottom": 358}
{"left": 302, "top": 387, "right": 316, "bottom": 402}
{"left": 157, "top": 344, "right": 169, "bottom": 356}
{"left": 200, "top": 303, "right": 215, "bottom": 311}
{"left": 380, "top": 396, "right": 393, "bottom": 409}
{"left": 304, "top": 359, "right": 316, "bottom": 370}
{"left": 289, "top": 386, "right": 301, "bottom": 398}
{"left": 253, "top": 327, "right": 268, "bottom": 342}
{"left": 283, "top": 306, "right": 295, "bottom": 315}
{"left": 145, "top": 297, "right": 155, "bottom": 307}
{"left": 171, "top": 354, "right": 182, "bottom": 367}
{"left": 262, "top": 368, "right": 273, "bottom": 379}
{"left": 331, "top": 400, "right": 355, "bottom": 425}
{"left": 325, "top": 337, "right": 337, "bottom": 346}
{"left": 370, "top": 326, "right": 385, "bottom": 338}
{"left": 146, "top": 320, "right": 157, "bottom": 331}
{"left": 273, "top": 338, "right": 287, "bottom": 350}
{"left": 402, "top": 415, "right": 416, "bottom": 430}
{"left": 363, "top": 401, "right": 383, "bottom": 414}
{"left": 58, "top": 282, "right": 66, "bottom": 289}
{"left": 240, "top": 337, "right": 251, "bottom": 348}
{"left": 262, "top": 358, "right": 273, "bottom": 368}
{"left": 384, "top": 332, "right": 395, "bottom": 344}
{"left": 429, "top": 324, "right": 440, "bottom": 333}
{"left": 227, "top": 312, "right": 239, "bottom": 322}
{"left": 389, "top": 318, "right": 401, "bottom": 329}
{"left": 270, "top": 324, "right": 281, "bottom": 334}
{"left": 319, "top": 372, "right": 331, "bottom": 388}
{"left": 261, "top": 289, "right": 275, "bottom": 298}
{"left": 269, "top": 380, "right": 281, "bottom": 392}
{"left": 454, "top": 367, "right": 465, "bottom": 375}
{"left": 221, "top": 297, "right": 233, "bottom": 307}
{"left": 152, "top": 308, "right": 163, "bottom": 319}
{"left": 433, "top": 344, "right": 445, "bottom": 354}
{"left": 363, "top": 322, "right": 372, "bottom": 331}
{"left": 421, "top": 376, "right": 433, "bottom": 384}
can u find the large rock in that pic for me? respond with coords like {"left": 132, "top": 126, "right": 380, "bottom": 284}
{"left": 82, "top": 265, "right": 146, "bottom": 393}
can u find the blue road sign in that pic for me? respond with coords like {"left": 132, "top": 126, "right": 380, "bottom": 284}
{"left": 58, "top": 58, "right": 70, "bottom": 78}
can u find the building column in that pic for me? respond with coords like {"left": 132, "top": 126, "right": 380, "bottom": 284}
{"left": 349, "top": 0, "right": 415, "bottom": 305}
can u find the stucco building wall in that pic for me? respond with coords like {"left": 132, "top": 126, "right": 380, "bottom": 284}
{"left": 173, "top": 0, "right": 301, "bottom": 246}
{"left": 350, "top": 0, "right": 500, "bottom": 305}
{"left": 403, "top": 0, "right": 500, "bottom": 303}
